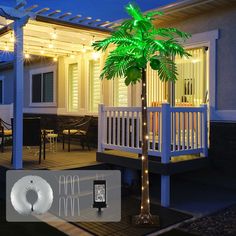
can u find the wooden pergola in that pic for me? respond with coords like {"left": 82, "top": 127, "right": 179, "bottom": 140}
{"left": 0, "top": 0, "right": 112, "bottom": 169}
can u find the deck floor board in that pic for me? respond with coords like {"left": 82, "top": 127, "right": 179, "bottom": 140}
{"left": 0, "top": 143, "right": 99, "bottom": 170}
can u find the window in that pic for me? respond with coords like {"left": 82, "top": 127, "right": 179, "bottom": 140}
{"left": 147, "top": 47, "right": 208, "bottom": 107}
{"left": 0, "top": 79, "right": 3, "bottom": 104}
{"left": 175, "top": 47, "right": 207, "bottom": 106}
{"left": 31, "top": 71, "right": 54, "bottom": 104}
{"left": 68, "top": 63, "right": 79, "bottom": 111}
{"left": 113, "top": 77, "right": 128, "bottom": 106}
{"left": 89, "top": 60, "right": 101, "bottom": 112}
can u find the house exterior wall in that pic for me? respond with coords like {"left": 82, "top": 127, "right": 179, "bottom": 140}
{"left": 0, "top": 69, "right": 14, "bottom": 104}
{"left": 156, "top": 5, "right": 236, "bottom": 112}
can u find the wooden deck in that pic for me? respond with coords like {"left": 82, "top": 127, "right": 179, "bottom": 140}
{"left": 0, "top": 143, "right": 101, "bottom": 170}
{"left": 97, "top": 150, "right": 209, "bottom": 175}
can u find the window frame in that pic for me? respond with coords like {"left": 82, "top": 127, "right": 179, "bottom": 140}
{"left": 29, "top": 66, "right": 57, "bottom": 107}
{"left": 87, "top": 58, "right": 102, "bottom": 114}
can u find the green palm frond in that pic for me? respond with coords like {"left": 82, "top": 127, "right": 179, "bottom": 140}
{"left": 156, "top": 28, "right": 191, "bottom": 39}
{"left": 92, "top": 3, "right": 190, "bottom": 83}
{"left": 92, "top": 30, "right": 142, "bottom": 51}
{"left": 157, "top": 56, "right": 178, "bottom": 81}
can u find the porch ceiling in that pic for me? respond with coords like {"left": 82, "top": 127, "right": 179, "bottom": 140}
{"left": 0, "top": 18, "right": 109, "bottom": 58}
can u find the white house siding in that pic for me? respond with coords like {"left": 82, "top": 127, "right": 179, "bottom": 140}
{"left": 156, "top": 5, "right": 236, "bottom": 113}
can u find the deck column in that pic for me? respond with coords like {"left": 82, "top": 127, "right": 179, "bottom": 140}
{"left": 161, "top": 175, "right": 170, "bottom": 207}
{"left": 12, "top": 17, "right": 28, "bottom": 169}
{"left": 161, "top": 103, "right": 171, "bottom": 207}
{"left": 98, "top": 104, "right": 105, "bottom": 152}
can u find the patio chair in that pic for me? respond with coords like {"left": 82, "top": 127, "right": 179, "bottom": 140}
{"left": 62, "top": 116, "right": 93, "bottom": 152}
{"left": 0, "top": 118, "right": 12, "bottom": 152}
{"left": 11, "top": 117, "right": 46, "bottom": 164}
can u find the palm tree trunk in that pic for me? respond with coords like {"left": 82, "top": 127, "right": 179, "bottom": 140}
{"left": 140, "top": 68, "right": 150, "bottom": 216}
{"left": 133, "top": 68, "right": 159, "bottom": 226}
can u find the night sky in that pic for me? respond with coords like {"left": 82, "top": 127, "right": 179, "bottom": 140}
{"left": 1, "top": 0, "right": 176, "bottom": 21}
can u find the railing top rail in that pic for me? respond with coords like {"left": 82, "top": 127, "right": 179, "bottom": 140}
{"left": 171, "top": 106, "right": 205, "bottom": 113}
{"left": 102, "top": 105, "right": 206, "bottom": 113}
{"left": 104, "top": 107, "right": 142, "bottom": 112}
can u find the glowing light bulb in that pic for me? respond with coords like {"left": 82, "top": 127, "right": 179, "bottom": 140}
{"left": 10, "top": 33, "right": 15, "bottom": 43}
{"left": 4, "top": 43, "right": 9, "bottom": 51}
{"left": 25, "top": 53, "right": 30, "bottom": 59}
{"left": 48, "top": 40, "right": 54, "bottom": 49}
{"left": 145, "top": 170, "right": 148, "bottom": 174}
{"left": 145, "top": 135, "right": 149, "bottom": 140}
{"left": 147, "top": 199, "right": 150, "bottom": 203}
{"left": 53, "top": 57, "right": 58, "bottom": 62}
{"left": 81, "top": 44, "right": 86, "bottom": 53}
{"left": 142, "top": 186, "right": 144, "bottom": 190}
{"left": 40, "top": 48, "right": 45, "bottom": 55}
{"left": 51, "top": 29, "right": 57, "bottom": 39}
{"left": 143, "top": 122, "right": 146, "bottom": 126}
{"left": 141, "top": 205, "right": 143, "bottom": 209}
{"left": 70, "top": 53, "right": 75, "bottom": 59}
{"left": 141, "top": 155, "right": 145, "bottom": 160}
{"left": 92, "top": 51, "right": 100, "bottom": 60}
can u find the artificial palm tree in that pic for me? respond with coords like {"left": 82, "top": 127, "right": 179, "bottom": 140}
{"left": 93, "top": 3, "right": 190, "bottom": 226}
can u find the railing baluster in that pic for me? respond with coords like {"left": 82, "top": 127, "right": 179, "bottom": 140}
{"left": 136, "top": 112, "right": 139, "bottom": 148}
{"left": 131, "top": 111, "right": 134, "bottom": 148}
{"left": 108, "top": 111, "right": 111, "bottom": 144}
{"left": 191, "top": 112, "right": 194, "bottom": 149}
{"left": 158, "top": 111, "right": 161, "bottom": 151}
{"left": 173, "top": 112, "right": 176, "bottom": 151}
{"left": 147, "top": 111, "right": 150, "bottom": 150}
{"left": 178, "top": 112, "right": 180, "bottom": 150}
{"left": 196, "top": 112, "right": 198, "bottom": 148}
{"left": 122, "top": 111, "right": 125, "bottom": 146}
{"left": 152, "top": 112, "right": 156, "bottom": 151}
{"left": 182, "top": 112, "right": 185, "bottom": 150}
{"left": 117, "top": 111, "right": 120, "bottom": 146}
{"left": 113, "top": 111, "right": 116, "bottom": 145}
{"left": 187, "top": 112, "right": 190, "bottom": 149}
{"left": 126, "top": 112, "right": 130, "bottom": 147}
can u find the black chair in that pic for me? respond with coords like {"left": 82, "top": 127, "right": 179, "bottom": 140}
{"left": 0, "top": 118, "right": 12, "bottom": 153}
{"left": 11, "top": 117, "right": 46, "bottom": 164}
{"left": 62, "top": 116, "right": 93, "bottom": 152}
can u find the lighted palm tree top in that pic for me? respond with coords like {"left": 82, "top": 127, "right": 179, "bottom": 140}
{"left": 93, "top": 4, "right": 190, "bottom": 83}
{"left": 93, "top": 3, "right": 190, "bottom": 226}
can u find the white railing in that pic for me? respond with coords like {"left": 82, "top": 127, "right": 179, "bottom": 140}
{"left": 0, "top": 103, "right": 13, "bottom": 125}
{"left": 98, "top": 103, "right": 208, "bottom": 163}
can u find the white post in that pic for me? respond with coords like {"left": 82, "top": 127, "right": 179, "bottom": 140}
{"left": 98, "top": 104, "right": 105, "bottom": 152}
{"left": 161, "top": 103, "right": 171, "bottom": 207}
{"left": 161, "top": 103, "right": 171, "bottom": 163}
{"left": 12, "top": 18, "right": 27, "bottom": 169}
{"left": 201, "top": 104, "right": 208, "bottom": 157}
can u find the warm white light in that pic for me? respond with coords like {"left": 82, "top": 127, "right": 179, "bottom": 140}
{"left": 145, "top": 170, "right": 148, "bottom": 174}
{"left": 142, "top": 97, "right": 144, "bottom": 100}
{"left": 143, "top": 83, "right": 146, "bottom": 86}
{"left": 70, "top": 53, "right": 75, "bottom": 59}
{"left": 10, "top": 33, "right": 15, "bottom": 43}
{"left": 82, "top": 44, "right": 86, "bottom": 53}
{"left": 51, "top": 29, "right": 57, "bottom": 39}
{"left": 142, "top": 186, "right": 144, "bottom": 190}
{"left": 4, "top": 43, "right": 9, "bottom": 51}
{"left": 144, "top": 107, "right": 146, "bottom": 110}
{"left": 25, "top": 53, "right": 30, "bottom": 59}
{"left": 92, "top": 51, "right": 100, "bottom": 60}
{"left": 40, "top": 48, "right": 45, "bottom": 55}
{"left": 147, "top": 199, "right": 150, "bottom": 203}
{"left": 48, "top": 40, "right": 54, "bottom": 49}
{"left": 141, "top": 205, "right": 143, "bottom": 209}
{"left": 145, "top": 135, "right": 149, "bottom": 140}
{"left": 53, "top": 57, "right": 58, "bottom": 62}
{"left": 143, "top": 122, "right": 146, "bottom": 126}
{"left": 141, "top": 155, "right": 145, "bottom": 160}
